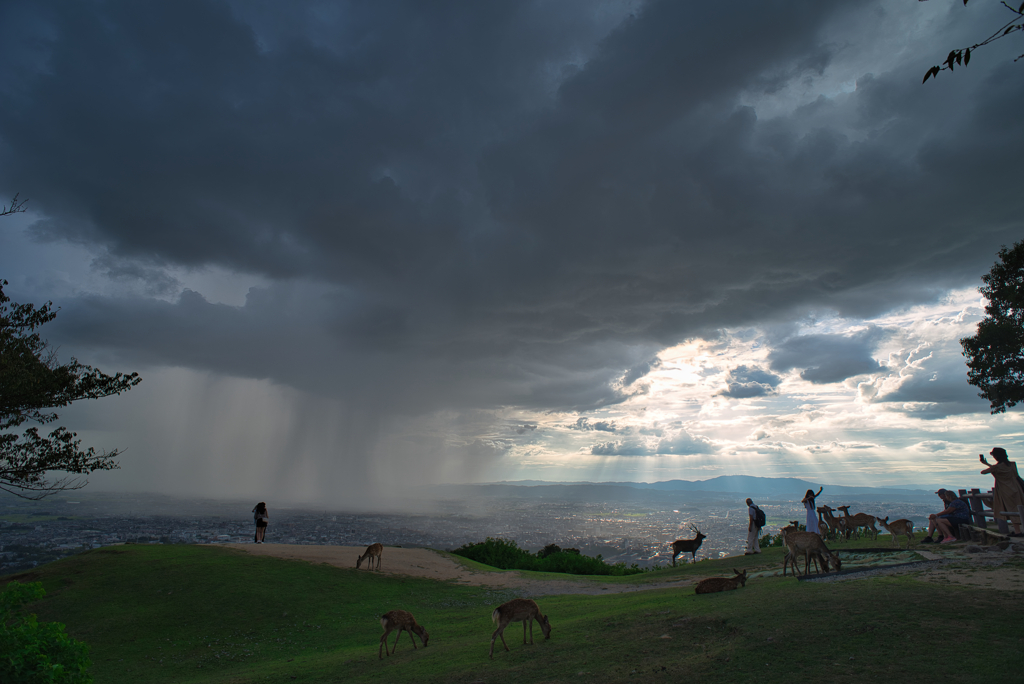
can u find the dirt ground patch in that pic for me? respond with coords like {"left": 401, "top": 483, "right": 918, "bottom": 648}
{"left": 914, "top": 564, "right": 1024, "bottom": 591}
{"left": 224, "top": 543, "right": 693, "bottom": 596}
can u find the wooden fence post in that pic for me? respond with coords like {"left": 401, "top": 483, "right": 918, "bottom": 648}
{"left": 966, "top": 488, "right": 987, "bottom": 529}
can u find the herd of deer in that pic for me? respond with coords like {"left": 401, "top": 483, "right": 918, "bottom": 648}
{"left": 366, "top": 503, "right": 917, "bottom": 658}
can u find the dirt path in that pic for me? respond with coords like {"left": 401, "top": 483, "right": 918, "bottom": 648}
{"left": 224, "top": 543, "right": 694, "bottom": 596}
{"left": 224, "top": 542, "right": 1024, "bottom": 595}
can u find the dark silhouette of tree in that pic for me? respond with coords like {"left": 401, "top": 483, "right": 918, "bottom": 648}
{"left": 961, "top": 241, "right": 1024, "bottom": 414}
{"left": 1, "top": 194, "right": 142, "bottom": 498}
{"left": 922, "top": 0, "right": 1024, "bottom": 83}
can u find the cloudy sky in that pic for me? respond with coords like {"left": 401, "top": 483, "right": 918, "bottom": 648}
{"left": 1, "top": 0, "right": 1022, "bottom": 507}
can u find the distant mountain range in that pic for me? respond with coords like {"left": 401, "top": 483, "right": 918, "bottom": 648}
{"left": 436, "top": 474, "right": 983, "bottom": 504}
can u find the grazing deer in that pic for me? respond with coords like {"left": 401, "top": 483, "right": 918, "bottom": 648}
{"left": 670, "top": 524, "right": 707, "bottom": 566}
{"left": 357, "top": 542, "right": 383, "bottom": 570}
{"left": 779, "top": 522, "right": 825, "bottom": 575}
{"left": 695, "top": 569, "right": 748, "bottom": 594}
{"left": 783, "top": 531, "right": 841, "bottom": 577}
{"left": 836, "top": 506, "right": 879, "bottom": 540}
{"left": 378, "top": 610, "right": 429, "bottom": 659}
{"left": 876, "top": 516, "right": 915, "bottom": 549}
{"left": 489, "top": 598, "right": 551, "bottom": 659}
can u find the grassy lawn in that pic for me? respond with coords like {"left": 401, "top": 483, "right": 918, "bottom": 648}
{"left": 3, "top": 544, "right": 1021, "bottom": 683}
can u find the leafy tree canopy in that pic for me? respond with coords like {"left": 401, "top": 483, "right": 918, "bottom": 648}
{"left": 0, "top": 280, "right": 141, "bottom": 498}
{"left": 961, "top": 241, "right": 1024, "bottom": 414}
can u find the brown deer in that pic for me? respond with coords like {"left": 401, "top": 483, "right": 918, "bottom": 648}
{"left": 489, "top": 598, "right": 551, "bottom": 659}
{"left": 378, "top": 609, "right": 429, "bottom": 659}
{"left": 836, "top": 506, "right": 878, "bottom": 540}
{"left": 783, "top": 531, "right": 841, "bottom": 577}
{"left": 819, "top": 505, "right": 845, "bottom": 539}
{"left": 816, "top": 507, "right": 833, "bottom": 536}
{"left": 670, "top": 524, "right": 707, "bottom": 566}
{"left": 875, "top": 516, "right": 915, "bottom": 549}
{"left": 694, "top": 569, "right": 748, "bottom": 594}
{"left": 356, "top": 542, "right": 383, "bottom": 570}
{"left": 778, "top": 520, "right": 819, "bottom": 573}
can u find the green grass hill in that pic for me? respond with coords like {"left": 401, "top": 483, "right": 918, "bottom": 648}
{"left": 3, "top": 543, "right": 1022, "bottom": 683}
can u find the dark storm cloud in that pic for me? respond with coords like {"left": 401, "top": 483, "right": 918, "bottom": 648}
{"left": 768, "top": 327, "right": 886, "bottom": 384}
{"left": 1, "top": 0, "right": 1021, "bottom": 414}
{"left": 719, "top": 365, "right": 782, "bottom": 398}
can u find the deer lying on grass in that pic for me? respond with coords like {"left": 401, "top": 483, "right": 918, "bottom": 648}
{"left": 876, "top": 516, "right": 915, "bottom": 549}
{"left": 357, "top": 542, "right": 383, "bottom": 570}
{"left": 836, "top": 506, "right": 879, "bottom": 540}
{"left": 783, "top": 531, "right": 841, "bottom": 577}
{"left": 489, "top": 598, "right": 551, "bottom": 659}
{"left": 695, "top": 569, "right": 748, "bottom": 594}
{"left": 378, "top": 610, "right": 429, "bottom": 659}
{"left": 671, "top": 524, "right": 707, "bottom": 566}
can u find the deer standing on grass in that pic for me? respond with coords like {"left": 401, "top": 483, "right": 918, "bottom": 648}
{"left": 779, "top": 522, "right": 825, "bottom": 575}
{"left": 695, "top": 569, "right": 748, "bottom": 594}
{"left": 836, "top": 506, "right": 879, "bottom": 540}
{"left": 819, "top": 505, "right": 845, "bottom": 539}
{"left": 876, "top": 516, "right": 915, "bottom": 549}
{"left": 378, "top": 610, "right": 429, "bottom": 659}
{"left": 489, "top": 598, "right": 551, "bottom": 659}
{"left": 783, "top": 531, "right": 841, "bottom": 577}
{"left": 816, "top": 507, "right": 833, "bottom": 536}
{"left": 357, "top": 542, "right": 383, "bottom": 570}
{"left": 670, "top": 524, "right": 707, "bottom": 566}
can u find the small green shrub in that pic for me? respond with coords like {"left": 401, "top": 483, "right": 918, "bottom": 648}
{"left": 450, "top": 538, "right": 649, "bottom": 576}
{"left": 1, "top": 582, "right": 92, "bottom": 684}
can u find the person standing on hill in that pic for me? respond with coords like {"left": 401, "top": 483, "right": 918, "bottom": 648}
{"left": 802, "top": 487, "right": 823, "bottom": 534}
{"left": 980, "top": 447, "right": 1024, "bottom": 535}
{"left": 745, "top": 498, "right": 762, "bottom": 555}
{"left": 253, "top": 502, "right": 269, "bottom": 543}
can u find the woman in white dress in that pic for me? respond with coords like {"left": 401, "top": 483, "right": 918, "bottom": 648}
{"left": 802, "top": 487, "right": 823, "bottom": 534}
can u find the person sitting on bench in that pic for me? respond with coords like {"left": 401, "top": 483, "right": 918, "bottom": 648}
{"left": 923, "top": 490, "right": 971, "bottom": 544}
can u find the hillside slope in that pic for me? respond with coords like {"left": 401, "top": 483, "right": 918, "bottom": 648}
{"left": 3, "top": 544, "right": 1022, "bottom": 683}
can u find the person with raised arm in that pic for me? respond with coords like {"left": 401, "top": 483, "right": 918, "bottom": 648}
{"left": 980, "top": 448, "right": 1024, "bottom": 535}
{"left": 802, "top": 487, "right": 823, "bottom": 534}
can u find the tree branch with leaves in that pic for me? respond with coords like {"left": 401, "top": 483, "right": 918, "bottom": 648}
{"left": 922, "top": 0, "right": 1024, "bottom": 83}
{"left": 0, "top": 280, "right": 142, "bottom": 498}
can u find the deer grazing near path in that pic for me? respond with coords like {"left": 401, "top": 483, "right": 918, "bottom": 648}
{"left": 378, "top": 610, "right": 429, "bottom": 659}
{"left": 876, "top": 516, "right": 915, "bottom": 549}
{"left": 670, "top": 524, "right": 707, "bottom": 566}
{"left": 357, "top": 542, "right": 383, "bottom": 570}
{"left": 489, "top": 598, "right": 551, "bottom": 659}
{"left": 783, "top": 531, "right": 841, "bottom": 577}
{"left": 836, "top": 506, "right": 879, "bottom": 540}
{"left": 695, "top": 569, "right": 748, "bottom": 594}
{"left": 779, "top": 521, "right": 825, "bottom": 575}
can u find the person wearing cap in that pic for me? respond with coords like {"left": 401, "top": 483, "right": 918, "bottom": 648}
{"left": 922, "top": 490, "right": 970, "bottom": 544}
{"left": 980, "top": 447, "right": 1024, "bottom": 535}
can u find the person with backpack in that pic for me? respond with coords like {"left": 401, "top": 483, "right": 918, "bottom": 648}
{"left": 746, "top": 498, "right": 764, "bottom": 555}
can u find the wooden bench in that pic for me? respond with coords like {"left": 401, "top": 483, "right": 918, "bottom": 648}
{"left": 957, "top": 488, "right": 1024, "bottom": 536}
